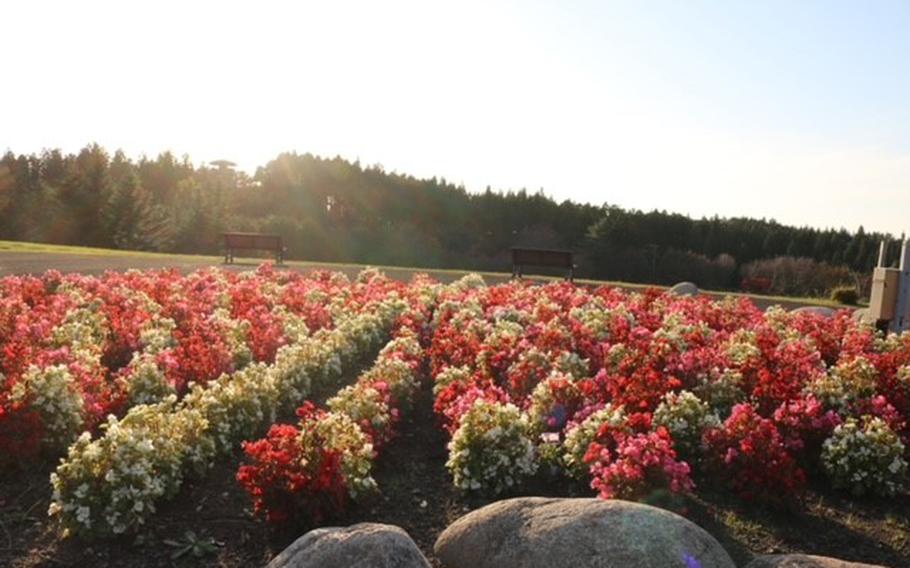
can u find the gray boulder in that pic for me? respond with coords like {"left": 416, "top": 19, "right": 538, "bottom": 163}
{"left": 744, "top": 554, "right": 885, "bottom": 568}
{"left": 791, "top": 306, "right": 836, "bottom": 318}
{"left": 268, "top": 522, "right": 431, "bottom": 568}
{"left": 852, "top": 308, "right": 870, "bottom": 323}
{"left": 670, "top": 282, "right": 700, "bottom": 296}
{"left": 434, "top": 497, "right": 735, "bottom": 568}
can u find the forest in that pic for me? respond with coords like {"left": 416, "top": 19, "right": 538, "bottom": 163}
{"left": 0, "top": 144, "right": 892, "bottom": 296}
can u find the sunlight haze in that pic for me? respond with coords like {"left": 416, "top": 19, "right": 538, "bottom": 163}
{"left": 3, "top": 0, "right": 909, "bottom": 234}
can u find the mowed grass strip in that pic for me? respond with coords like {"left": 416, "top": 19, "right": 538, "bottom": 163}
{"left": 0, "top": 239, "right": 847, "bottom": 308}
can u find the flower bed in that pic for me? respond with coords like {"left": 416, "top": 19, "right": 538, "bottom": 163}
{"left": 4, "top": 267, "right": 909, "bottom": 543}
{"left": 235, "top": 276, "right": 439, "bottom": 524}
{"left": 428, "top": 278, "right": 910, "bottom": 503}
{"left": 0, "top": 266, "right": 367, "bottom": 462}
{"left": 46, "top": 268, "right": 427, "bottom": 536}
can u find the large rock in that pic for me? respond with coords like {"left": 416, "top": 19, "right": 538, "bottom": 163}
{"left": 434, "top": 497, "right": 735, "bottom": 568}
{"left": 852, "top": 308, "right": 870, "bottom": 323}
{"left": 267, "top": 522, "right": 431, "bottom": 568}
{"left": 744, "top": 554, "right": 886, "bottom": 568}
{"left": 791, "top": 306, "right": 836, "bottom": 318}
{"left": 670, "top": 282, "right": 700, "bottom": 296}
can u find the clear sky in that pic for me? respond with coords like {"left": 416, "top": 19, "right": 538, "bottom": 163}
{"left": 3, "top": 1, "right": 908, "bottom": 234}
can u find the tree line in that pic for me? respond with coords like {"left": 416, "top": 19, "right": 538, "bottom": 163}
{"left": 0, "top": 145, "right": 894, "bottom": 296}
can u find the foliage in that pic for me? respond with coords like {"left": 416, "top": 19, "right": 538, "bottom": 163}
{"left": 586, "top": 427, "right": 694, "bottom": 500}
{"left": 821, "top": 416, "right": 907, "bottom": 497}
{"left": 0, "top": 146, "right": 889, "bottom": 295}
{"left": 236, "top": 405, "right": 368, "bottom": 525}
{"left": 830, "top": 286, "right": 860, "bottom": 305}
{"left": 703, "top": 404, "right": 806, "bottom": 505}
{"left": 652, "top": 390, "right": 719, "bottom": 460}
{"left": 45, "top": 269, "right": 413, "bottom": 536}
{"left": 446, "top": 399, "right": 537, "bottom": 495}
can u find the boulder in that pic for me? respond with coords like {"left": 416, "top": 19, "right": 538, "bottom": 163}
{"left": 791, "top": 306, "right": 836, "bottom": 318}
{"left": 267, "top": 522, "right": 431, "bottom": 568}
{"left": 670, "top": 282, "right": 700, "bottom": 296}
{"left": 744, "top": 554, "right": 886, "bottom": 568}
{"left": 434, "top": 497, "right": 735, "bottom": 568}
{"left": 852, "top": 308, "right": 870, "bottom": 323}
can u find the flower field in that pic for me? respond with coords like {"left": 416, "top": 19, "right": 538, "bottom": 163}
{"left": 428, "top": 277, "right": 910, "bottom": 505}
{"left": 2, "top": 266, "right": 910, "bottom": 566}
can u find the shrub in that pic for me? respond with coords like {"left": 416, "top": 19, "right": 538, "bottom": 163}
{"left": 236, "top": 403, "right": 370, "bottom": 525}
{"left": 49, "top": 398, "right": 215, "bottom": 536}
{"left": 562, "top": 404, "right": 626, "bottom": 478}
{"left": 10, "top": 365, "right": 85, "bottom": 451}
{"left": 702, "top": 403, "right": 805, "bottom": 505}
{"left": 830, "top": 286, "right": 859, "bottom": 306}
{"left": 740, "top": 256, "right": 856, "bottom": 297}
{"left": 526, "top": 374, "right": 582, "bottom": 437}
{"left": 446, "top": 399, "right": 537, "bottom": 495}
{"left": 820, "top": 416, "right": 907, "bottom": 497}
{"left": 587, "top": 427, "right": 694, "bottom": 500}
{"left": 652, "top": 390, "right": 719, "bottom": 460}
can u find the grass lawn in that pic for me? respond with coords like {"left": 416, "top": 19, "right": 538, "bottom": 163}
{"left": 0, "top": 239, "right": 852, "bottom": 309}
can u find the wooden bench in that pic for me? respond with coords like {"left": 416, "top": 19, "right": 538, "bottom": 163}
{"left": 223, "top": 232, "right": 285, "bottom": 264}
{"left": 511, "top": 247, "right": 576, "bottom": 282}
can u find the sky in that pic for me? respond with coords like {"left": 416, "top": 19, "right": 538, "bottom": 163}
{"left": 2, "top": 0, "right": 909, "bottom": 234}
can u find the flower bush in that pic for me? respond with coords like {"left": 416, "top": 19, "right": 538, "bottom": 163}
{"left": 10, "top": 364, "right": 85, "bottom": 451}
{"left": 526, "top": 374, "right": 583, "bottom": 436}
{"left": 562, "top": 404, "right": 627, "bottom": 478}
{"left": 652, "top": 390, "right": 719, "bottom": 460}
{"left": 49, "top": 397, "right": 214, "bottom": 536}
{"left": 237, "top": 401, "right": 377, "bottom": 524}
{"left": 586, "top": 427, "right": 694, "bottom": 500}
{"left": 821, "top": 416, "right": 907, "bottom": 497}
{"left": 446, "top": 399, "right": 537, "bottom": 494}
{"left": 703, "top": 403, "right": 805, "bottom": 504}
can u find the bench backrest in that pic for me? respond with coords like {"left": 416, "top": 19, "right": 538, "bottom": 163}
{"left": 511, "top": 247, "right": 573, "bottom": 267}
{"left": 223, "top": 232, "right": 282, "bottom": 250}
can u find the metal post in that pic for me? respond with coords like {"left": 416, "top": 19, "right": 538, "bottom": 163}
{"left": 892, "top": 239, "right": 910, "bottom": 333}
{"left": 878, "top": 239, "right": 889, "bottom": 267}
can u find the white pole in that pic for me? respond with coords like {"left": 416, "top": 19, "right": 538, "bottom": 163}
{"left": 878, "top": 239, "right": 889, "bottom": 267}
{"left": 893, "top": 239, "right": 910, "bottom": 333}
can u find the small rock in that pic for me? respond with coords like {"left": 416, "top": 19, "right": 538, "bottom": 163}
{"left": 669, "top": 282, "right": 699, "bottom": 296}
{"left": 791, "top": 306, "right": 836, "bottom": 318}
{"left": 267, "top": 522, "right": 430, "bottom": 568}
{"left": 744, "top": 554, "right": 886, "bottom": 567}
{"left": 852, "top": 308, "right": 870, "bottom": 323}
{"left": 434, "top": 497, "right": 735, "bottom": 568}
